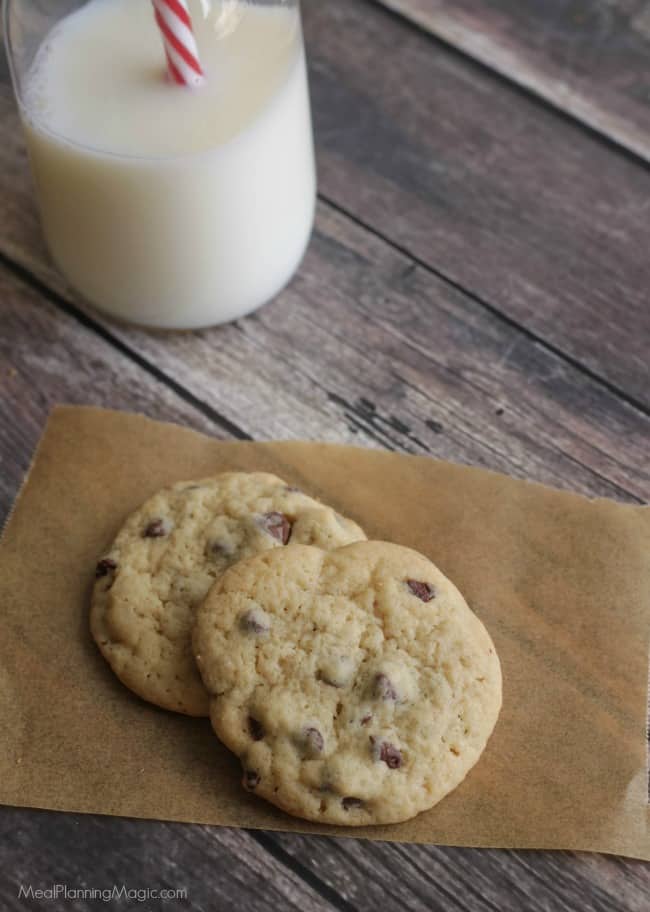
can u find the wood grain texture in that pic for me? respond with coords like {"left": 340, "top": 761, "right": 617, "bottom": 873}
{"left": 0, "top": 167, "right": 647, "bottom": 504}
{"left": 0, "top": 808, "right": 334, "bottom": 912}
{"left": 300, "top": 0, "right": 650, "bottom": 406}
{"left": 0, "top": 265, "right": 216, "bottom": 522}
{"left": 374, "top": 0, "right": 650, "bottom": 161}
{"left": 268, "top": 833, "right": 650, "bottom": 912}
{"left": 103, "top": 202, "right": 650, "bottom": 502}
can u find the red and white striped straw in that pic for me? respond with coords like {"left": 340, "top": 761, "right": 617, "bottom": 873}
{"left": 151, "top": 0, "right": 205, "bottom": 88}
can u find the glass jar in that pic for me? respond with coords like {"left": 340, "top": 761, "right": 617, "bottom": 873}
{"left": 3, "top": 0, "right": 316, "bottom": 328}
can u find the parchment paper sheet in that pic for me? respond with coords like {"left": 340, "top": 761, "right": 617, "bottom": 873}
{"left": 1, "top": 407, "right": 648, "bottom": 859}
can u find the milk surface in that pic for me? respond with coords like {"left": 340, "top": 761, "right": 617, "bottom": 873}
{"left": 21, "top": 0, "right": 316, "bottom": 327}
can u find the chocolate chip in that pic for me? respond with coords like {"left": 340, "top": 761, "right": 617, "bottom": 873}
{"left": 406, "top": 579, "right": 436, "bottom": 602}
{"left": 304, "top": 727, "right": 324, "bottom": 755}
{"left": 285, "top": 485, "right": 301, "bottom": 494}
{"left": 342, "top": 797, "right": 363, "bottom": 811}
{"left": 361, "top": 713, "right": 373, "bottom": 726}
{"left": 248, "top": 717, "right": 264, "bottom": 741}
{"left": 243, "top": 770, "right": 260, "bottom": 790}
{"left": 379, "top": 741, "right": 403, "bottom": 769}
{"left": 373, "top": 673, "right": 398, "bottom": 701}
{"left": 259, "top": 511, "right": 292, "bottom": 545}
{"left": 144, "top": 518, "right": 169, "bottom": 538}
{"left": 95, "top": 558, "right": 117, "bottom": 578}
{"left": 240, "top": 609, "right": 270, "bottom": 635}
{"left": 209, "top": 541, "right": 230, "bottom": 558}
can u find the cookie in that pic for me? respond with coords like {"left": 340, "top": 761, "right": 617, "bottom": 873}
{"left": 90, "top": 473, "right": 366, "bottom": 716}
{"left": 193, "top": 541, "right": 502, "bottom": 826}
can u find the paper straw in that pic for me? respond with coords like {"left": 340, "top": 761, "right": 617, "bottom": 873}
{"left": 151, "top": 0, "right": 205, "bottom": 88}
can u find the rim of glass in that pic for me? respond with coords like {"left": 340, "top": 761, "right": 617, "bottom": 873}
{"left": 2, "top": 0, "right": 305, "bottom": 164}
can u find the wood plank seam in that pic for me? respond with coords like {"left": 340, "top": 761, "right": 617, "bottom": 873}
{"left": 320, "top": 195, "right": 650, "bottom": 422}
{"left": 16, "top": 170, "right": 649, "bottom": 448}
{"left": 5, "top": 237, "right": 646, "bottom": 509}
{"left": 3, "top": 188, "right": 649, "bottom": 501}
{"left": 234, "top": 299, "right": 648, "bottom": 502}
{"left": 367, "top": 0, "right": 650, "bottom": 170}
{"left": 252, "top": 833, "right": 359, "bottom": 912}
{"left": 245, "top": 313, "right": 646, "bottom": 504}
{"left": 391, "top": 372, "right": 646, "bottom": 506}
{"left": 0, "top": 250, "right": 252, "bottom": 442}
{"left": 2, "top": 212, "right": 648, "bottom": 508}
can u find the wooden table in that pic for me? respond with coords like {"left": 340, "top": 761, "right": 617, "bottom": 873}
{"left": 1, "top": 2, "right": 649, "bottom": 909}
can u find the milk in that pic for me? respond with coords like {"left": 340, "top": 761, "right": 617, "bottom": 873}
{"left": 20, "top": 0, "right": 316, "bottom": 328}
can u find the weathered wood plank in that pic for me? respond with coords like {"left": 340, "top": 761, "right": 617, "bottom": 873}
{"left": 268, "top": 833, "right": 650, "bottom": 912}
{"left": 0, "top": 267, "right": 218, "bottom": 520}
{"left": 0, "top": 267, "right": 335, "bottom": 912}
{"left": 374, "top": 0, "right": 650, "bottom": 161}
{"left": 300, "top": 0, "right": 650, "bottom": 406}
{"left": 0, "top": 808, "right": 335, "bottom": 912}
{"left": 1, "top": 174, "right": 647, "bottom": 503}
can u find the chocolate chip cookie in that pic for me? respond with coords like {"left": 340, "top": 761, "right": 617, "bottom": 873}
{"left": 193, "top": 541, "right": 502, "bottom": 825}
{"left": 90, "top": 473, "right": 366, "bottom": 716}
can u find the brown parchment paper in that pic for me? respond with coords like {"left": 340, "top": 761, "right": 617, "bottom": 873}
{"left": 0, "top": 406, "right": 648, "bottom": 859}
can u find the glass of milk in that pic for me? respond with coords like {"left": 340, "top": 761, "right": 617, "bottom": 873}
{"left": 3, "top": 0, "right": 317, "bottom": 328}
